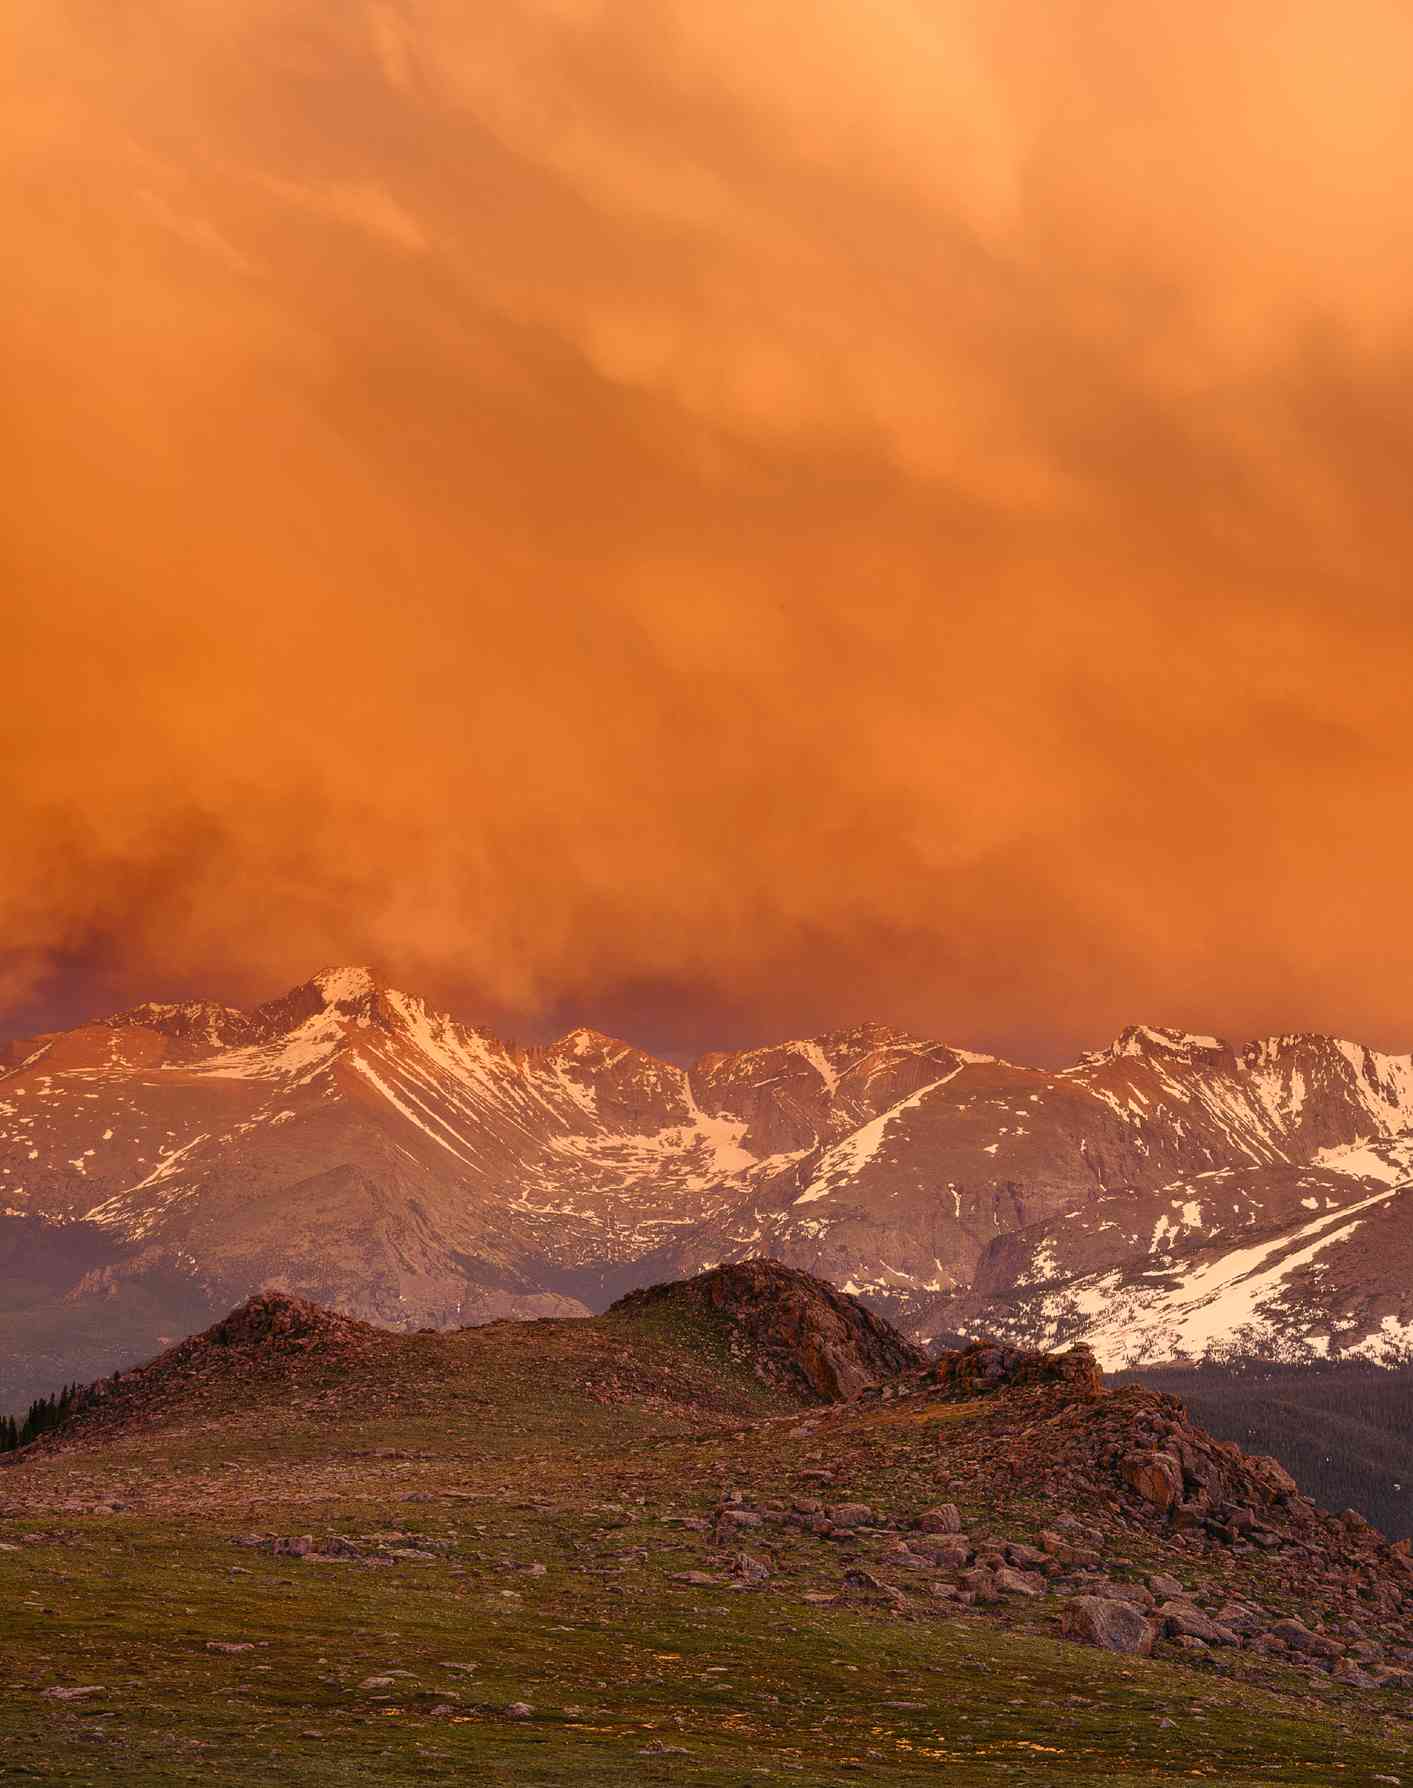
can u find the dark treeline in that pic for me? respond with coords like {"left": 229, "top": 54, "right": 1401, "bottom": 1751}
{"left": 1117, "top": 1360, "right": 1413, "bottom": 1542}
{"left": 0, "top": 1383, "right": 89, "bottom": 1454}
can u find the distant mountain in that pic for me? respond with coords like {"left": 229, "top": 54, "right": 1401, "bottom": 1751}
{"left": 5, "top": 972, "right": 1413, "bottom": 1403}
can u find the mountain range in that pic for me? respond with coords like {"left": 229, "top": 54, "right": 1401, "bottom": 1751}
{"left": 5, "top": 965, "right": 1413, "bottom": 1404}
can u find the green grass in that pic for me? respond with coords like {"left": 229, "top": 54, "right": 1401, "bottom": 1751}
{"left": 1, "top": 1311, "right": 1409, "bottom": 1784}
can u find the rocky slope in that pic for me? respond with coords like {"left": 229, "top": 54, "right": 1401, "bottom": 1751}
{"left": 7, "top": 974, "right": 1413, "bottom": 1401}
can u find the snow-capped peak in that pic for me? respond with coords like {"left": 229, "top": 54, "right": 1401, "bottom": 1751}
{"left": 310, "top": 966, "right": 379, "bottom": 1009}
{"left": 553, "top": 1026, "right": 621, "bottom": 1058}
{"left": 1077, "top": 1024, "right": 1229, "bottom": 1068}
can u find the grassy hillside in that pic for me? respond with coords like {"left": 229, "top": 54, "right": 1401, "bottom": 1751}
{"left": 2, "top": 1297, "right": 1413, "bottom": 1784}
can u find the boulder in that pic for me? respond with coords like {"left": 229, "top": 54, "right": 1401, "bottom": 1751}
{"left": 916, "top": 1505, "right": 962, "bottom": 1534}
{"left": 909, "top": 1536, "right": 972, "bottom": 1570}
{"left": 1158, "top": 1603, "right": 1238, "bottom": 1646}
{"left": 1060, "top": 1596, "right": 1155, "bottom": 1656}
{"left": 1268, "top": 1618, "right": 1343, "bottom": 1660}
{"left": 1087, "top": 1579, "right": 1155, "bottom": 1610}
{"left": 1212, "top": 1603, "right": 1265, "bottom": 1636}
{"left": 1122, "top": 1450, "right": 1183, "bottom": 1513}
{"left": 993, "top": 1566, "right": 1043, "bottom": 1598}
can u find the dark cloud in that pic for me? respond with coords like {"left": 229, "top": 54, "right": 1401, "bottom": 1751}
{"left": 6, "top": 1, "right": 1413, "bottom": 1059}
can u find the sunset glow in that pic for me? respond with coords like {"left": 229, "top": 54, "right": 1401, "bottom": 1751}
{"left": 7, "top": 2, "right": 1413, "bottom": 1058}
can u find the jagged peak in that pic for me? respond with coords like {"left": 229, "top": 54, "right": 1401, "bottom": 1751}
{"left": 822, "top": 1020, "right": 919, "bottom": 1048}
{"left": 1241, "top": 1032, "right": 1413, "bottom": 1072}
{"left": 1074, "top": 1024, "right": 1231, "bottom": 1069}
{"left": 549, "top": 1025, "right": 630, "bottom": 1057}
{"left": 97, "top": 998, "right": 256, "bottom": 1046}
{"left": 694, "top": 1022, "right": 942, "bottom": 1080}
{"left": 248, "top": 966, "right": 396, "bottom": 1039}
{"left": 308, "top": 966, "right": 381, "bottom": 1009}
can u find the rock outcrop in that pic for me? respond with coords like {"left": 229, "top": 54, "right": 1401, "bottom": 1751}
{"left": 609, "top": 1259, "right": 927, "bottom": 1401}
{"left": 923, "top": 1337, "right": 1103, "bottom": 1400}
{"left": 200, "top": 1291, "right": 375, "bottom": 1353}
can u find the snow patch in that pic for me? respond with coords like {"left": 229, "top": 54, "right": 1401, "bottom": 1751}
{"left": 313, "top": 966, "right": 377, "bottom": 1006}
{"left": 793, "top": 1065, "right": 967, "bottom": 1205}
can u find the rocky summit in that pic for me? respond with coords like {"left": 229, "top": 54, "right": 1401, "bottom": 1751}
{"left": 4, "top": 1262, "right": 1413, "bottom": 1784}
{"left": 608, "top": 1259, "right": 929, "bottom": 1401}
{"left": 8, "top": 969, "right": 1413, "bottom": 1406}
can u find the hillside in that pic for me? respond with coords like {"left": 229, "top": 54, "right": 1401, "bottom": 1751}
{"left": 1118, "top": 1360, "right": 1413, "bottom": 1543}
{"left": 9, "top": 971, "right": 1413, "bottom": 1403}
{"left": 4, "top": 1263, "right": 1413, "bottom": 1784}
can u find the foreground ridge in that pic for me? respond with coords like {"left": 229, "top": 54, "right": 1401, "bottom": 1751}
{"left": 5, "top": 1268, "right": 1413, "bottom": 1780}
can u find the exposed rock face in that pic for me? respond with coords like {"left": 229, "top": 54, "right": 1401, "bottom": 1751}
{"left": 1122, "top": 1449, "right": 1183, "bottom": 1511}
{"left": 609, "top": 1260, "right": 927, "bottom": 1401}
{"left": 924, "top": 1338, "right": 1103, "bottom": 1400}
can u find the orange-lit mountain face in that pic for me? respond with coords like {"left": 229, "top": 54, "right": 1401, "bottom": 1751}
{"left": 7, "top": 969, "right": 1413, "bottom": 1406}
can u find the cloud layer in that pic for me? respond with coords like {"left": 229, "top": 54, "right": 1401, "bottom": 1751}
{"left": 6, "top": 1, "right": 1413, "bottom": 1057}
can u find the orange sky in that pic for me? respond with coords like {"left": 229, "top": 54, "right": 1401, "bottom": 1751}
{"left": 6, "top": 2, "right": 1413, "bottom": 1060}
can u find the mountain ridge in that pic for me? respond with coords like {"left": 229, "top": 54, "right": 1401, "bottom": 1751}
{"left": 7, "top": 965, "right": 1413, "bottom": 1405}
